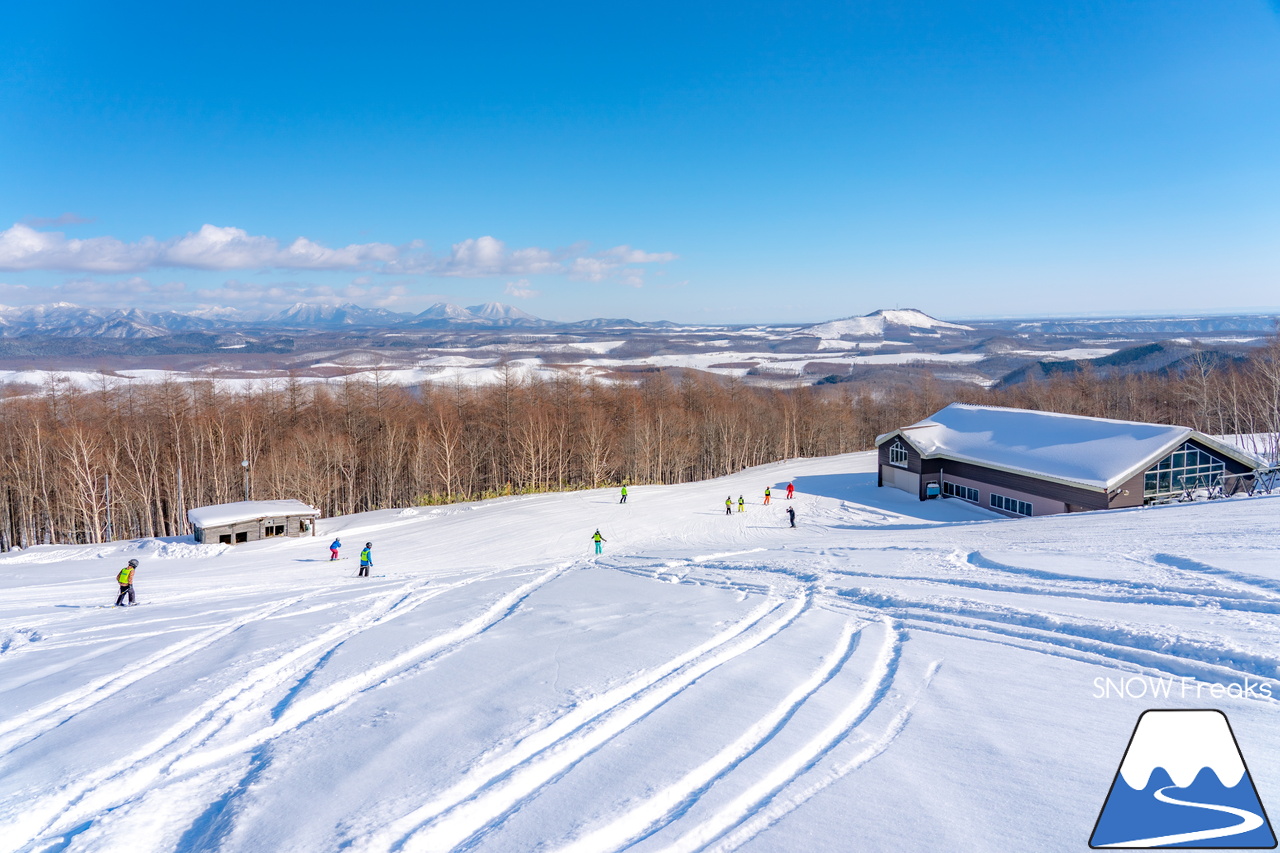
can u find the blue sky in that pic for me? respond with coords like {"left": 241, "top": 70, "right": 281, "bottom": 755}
{"left": 1, "top": 1, "right": 1278, "bottom": 323}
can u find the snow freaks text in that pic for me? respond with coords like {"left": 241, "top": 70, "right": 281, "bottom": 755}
{"left": 1093, "top": 676, "right": 1274, "bottom": 701}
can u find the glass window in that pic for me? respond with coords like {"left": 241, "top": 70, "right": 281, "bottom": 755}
{"left": 991, "top": 493, "right": 1032, "bottom": 516}
{"left": 1143, "top": 442, "right": 1224, "bottom": 500}
{"left": 889, "top": 440, "right": 908, "bottom": 468}
{"left": 942, "top": 482, "right": 979, "bottom": 502}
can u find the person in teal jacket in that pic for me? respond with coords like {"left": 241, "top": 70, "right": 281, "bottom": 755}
{"left": 359, "top": 542, "right": 372, "bottom": 577}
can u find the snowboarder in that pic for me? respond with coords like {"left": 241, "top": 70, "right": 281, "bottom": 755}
{"left": 764, "top": 486, "right": 771, "bottom": 505}
{"left": 115, "top": 558, "right": 138, "bottom": 606}
{"left": 786, "top": 482, "right": 795, "bottom": 500}
{"left": 359, "top": 542, "right": 372, "bottom": 577}
{"left": 329, "top": 538, "right": 342, "bottom": 561}
{"left": 786, "top": 506, "right": 796, "bottom": 528}
{"left": 620, "top": 485, "right": 628, "bottom": 504}
{"left": 592, "top": 529, "right": 606, "bottom": 554}
{"left": 738, "top": 495, "right": 745, "bottom": 513}
{"left": 725, "top": 496, "right": 733, "bottom": 515}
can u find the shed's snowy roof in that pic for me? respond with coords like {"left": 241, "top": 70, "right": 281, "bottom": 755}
{"left": 187, "top": 500, "right": 319, "bottom": 528}
{"left": 876, "top": 404, "right": 1262, "bottom": 491}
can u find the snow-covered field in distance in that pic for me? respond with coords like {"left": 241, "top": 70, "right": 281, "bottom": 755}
{"left": 3, "top": 451, "right": 1280, "bottom": 852}
{"left": 6, "top": 305, "right": 1276, "bottom": 393}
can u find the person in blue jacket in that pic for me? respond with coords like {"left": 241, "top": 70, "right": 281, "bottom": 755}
{"left": 330, "top": 538, "right": 342, "bottom": 561}
{"left": 359, "top": 542, "right": 372, "bottom": 577}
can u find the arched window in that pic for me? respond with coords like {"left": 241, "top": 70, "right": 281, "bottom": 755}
{"left": 1143, "top": 442, "right": 1225, "bottom": 499}
{"left": 889, "top": 440, "right": 909, "bottom": 468}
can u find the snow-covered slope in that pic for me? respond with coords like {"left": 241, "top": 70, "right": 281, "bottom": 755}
{"left": 2, "top": 453, "right": 1279, "bottom": 852}
{"left": 797, "top": 308, "right": 974, "bottom": 339}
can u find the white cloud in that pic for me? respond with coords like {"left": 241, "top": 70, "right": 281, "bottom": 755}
{"left": 504, "top": 279, "right": 540, "bottom": 299}
{"left": 0, "top": 224, "right": 677, "bottom": 286}
{"left": 0, "top": 223, "right": 397, "bottom": 274}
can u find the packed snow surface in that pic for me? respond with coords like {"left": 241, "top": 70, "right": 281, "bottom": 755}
{"left": 3, "top": 452, "right": 1280, "bottom": 852}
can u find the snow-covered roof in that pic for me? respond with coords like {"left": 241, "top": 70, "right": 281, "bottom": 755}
{"left": 876, "top": 404, "right": 1264, "bottom": 491}
{"left": 187, "top": 500, "right": 320, "bottom": 528}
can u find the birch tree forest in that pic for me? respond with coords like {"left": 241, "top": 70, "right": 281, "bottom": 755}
{"left": 2, "top": 335, "right": 1278, "bottom": 550}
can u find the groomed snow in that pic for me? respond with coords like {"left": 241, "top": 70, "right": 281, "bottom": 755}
{"left": 3, "top": 452, "right": 1280, "bottom": 852}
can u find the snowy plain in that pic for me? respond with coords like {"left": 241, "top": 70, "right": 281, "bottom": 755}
{"left": 2, "top": 451, "right": 1279, "bottom": 852}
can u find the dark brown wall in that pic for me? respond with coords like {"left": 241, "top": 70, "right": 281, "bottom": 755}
{"left": 1108, "top": 470, "right": 1146, "bottom": 508}
{"left": 877, "top": 435, "right": 923, "bottom": 474}
{"left": 932, "top": 459, "right": 1109, "bottom": 509}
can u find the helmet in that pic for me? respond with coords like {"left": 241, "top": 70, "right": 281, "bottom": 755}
{"left": 365, "top": 542, "right": 372, "bottom": 548}
{"left": 128, "top": 559, "right": 139, "bottom": 567}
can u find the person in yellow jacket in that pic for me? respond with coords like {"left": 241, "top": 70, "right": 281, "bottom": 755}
{"left": 592, "top": 529, "right": 606, "bottom": 555}
{"left": 115, "top": 558, "right": 138, "bottom": 606}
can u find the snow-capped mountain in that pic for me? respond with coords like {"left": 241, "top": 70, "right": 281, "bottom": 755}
{"left": 405, "top": 302, "right": 548, "bottom": 328}
{"left": 1118, "top": 711, "right": 1246, "bottom": 790}
{"left": 466, "top": 302, "right": 541, "bottom": 322}
{"left": 413, "top": 302, "right": 478, "bottom": 322}
{"left": 0, "top": 304, "right": 221, "bottom": 338}
{"left": 269, "top": 302, "right": 409, "bottom": 327}
{"left": 796, "top": 308, "right": 974, "bottom": 339}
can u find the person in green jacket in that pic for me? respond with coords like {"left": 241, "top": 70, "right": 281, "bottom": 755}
{"left": 738, "top": 495, "right": 746, "bottom": 513}
{"left": 359, "top": 542, "right": 373, "bottom": 577}
{"left": 725, "top": 496, "right": 733, "bottom": 515}
{"left": 592, "top": 529, "right": 606, "bottom": 554}
{"left": 115, "top": 559, "right": 138, "bottom": 606}
{"left": 620, "top": 485, "right": 628, "bottom": 504}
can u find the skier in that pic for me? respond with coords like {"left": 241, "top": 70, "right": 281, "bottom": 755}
{"left": 764, "top": 486, "right": 771, "bottom": 505}
{"left": 786, "top": 506, "right": 796, "bottom": 528}
{"left": 329, "top": 537, "right": 342, "bottom": 561}
{"left": 786, "top": 482, "right": 795, "bottom": 500}
{"left": 115, "top": 558, "right": 138, "bottom": 606}
{"left": 725, "top": 496, "right": 733, "bottom": 515}
{"left": 592, "top": 529, "right": 606, "bottom": 554}
{"left": 738, "top": 495, "right": 745, "bottom": 513}
{"left": 359, "top": 542, "right": 372, "bottom": 577}
{"left": 620, "top": 484, "right": 628, "bottom": 504}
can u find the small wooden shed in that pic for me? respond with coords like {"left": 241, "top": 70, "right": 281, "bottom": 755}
{"left": 188, "top": 500, "right": 320, "bottom": 545}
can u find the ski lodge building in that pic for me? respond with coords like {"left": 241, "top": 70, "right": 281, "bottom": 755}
{"left": 188, "top": 500, "right": 320, "bottom": 545}
{"left": 876, "top": 404, "right": 1263, "bottom": 518}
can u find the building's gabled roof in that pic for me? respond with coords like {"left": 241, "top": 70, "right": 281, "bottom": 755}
{"left": 875, "top": 403, "right": 1265, "bottom": 492}
{"left": 187, "top": 500, "right": 320, "bottom": 528}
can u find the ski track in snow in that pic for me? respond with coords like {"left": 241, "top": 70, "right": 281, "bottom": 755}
{"left": 3, "top": 452, "right": 1279, "bottom": 853}
{"left": 6, "top": 565, "right": 562, "bottom": 852}
{"left": 365, "top": 595, "right": 809, "bottom": 853}
{"left": 549, "top": 617, "right": 897, "bottom": 853}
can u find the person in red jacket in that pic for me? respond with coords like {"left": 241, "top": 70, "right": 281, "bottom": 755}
{"left": 786, "top": 481, "right": 795, "bottom": 500}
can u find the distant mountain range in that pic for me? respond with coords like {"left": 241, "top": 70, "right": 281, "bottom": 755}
{"left": 0, "top": 301, "right": 1277, "bottom": 342}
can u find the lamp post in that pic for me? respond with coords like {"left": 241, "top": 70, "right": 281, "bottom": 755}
{"left": 241, "top": 459, "right": 250, "bottom": 502}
